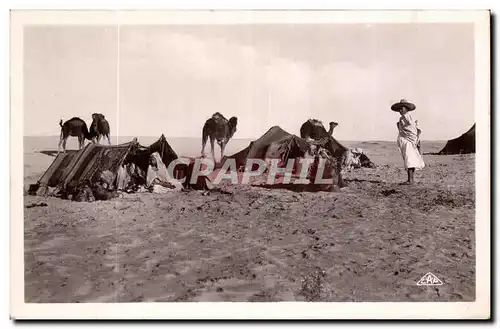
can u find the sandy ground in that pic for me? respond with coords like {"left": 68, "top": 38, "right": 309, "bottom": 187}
{"left": 23, "top": 137, "right": 475, "bottom": 302}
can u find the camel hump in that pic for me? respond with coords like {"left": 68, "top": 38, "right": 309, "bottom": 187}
{"left": 212, "top": 112, "right": 227, "bottom": 121}
{"left": 209, "top": 112, "right": 229, "bottom": 126}
{"left": 309, "top": 119, "right": 323, "bottom": 126}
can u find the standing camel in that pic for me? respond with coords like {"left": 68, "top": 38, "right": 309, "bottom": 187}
{"left": 58, "top": 117, "right": 91, "bottom": 154}
{"left": 300, "top": 119, "right": 338, "bottom": 140}
{"left": 201, "top": 112, "right": 238, "bottom": 162}
{"left": 89, "top": 113, "right": 111, "bottom": 145}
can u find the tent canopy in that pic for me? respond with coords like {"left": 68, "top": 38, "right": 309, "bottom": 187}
{"left": 35, "top": 134, "right": 178, "bottom": 196}
{"left": 222, "top": 126, "right": 310, "bottom": 169}
{"left": 222, "top": 125, "right": 349, "bottom": 169}
{"left": 438, "top": 124, "right": 476, "bottom": 155}
{"left": 124, "top": 134, "right": 178, "bottom": 172}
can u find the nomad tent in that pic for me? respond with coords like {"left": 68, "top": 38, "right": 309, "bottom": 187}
{"left": 222, "top": 125, "right": 373, "bottom": 170}
{"left": 220, "top": 125, "right": 377, "bottom": 190}
{"left": 221, "top": 126, "right": 310, "bottom": 170}
{"left": 221, "top": 125, "right": 351, "bottom": 190}
{"left": 438, "top": 124, "right": 476, "bottom": 155}
{"left": 123, "top": 134, "right": 178, "bottom": 173}
{"left": 33, "top": 134, "right": 179, "bottom": 198}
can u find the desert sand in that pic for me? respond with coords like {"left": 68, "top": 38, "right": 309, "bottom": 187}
{"left": 23, "top": 137, "right": 475, "bottom": 302}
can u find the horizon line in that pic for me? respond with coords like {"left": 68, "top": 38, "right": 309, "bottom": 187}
{"left": 22, "top": 135, "right": 448, "bottom": 143}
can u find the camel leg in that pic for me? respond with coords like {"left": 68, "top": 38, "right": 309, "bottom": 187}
{"left": 220, "top": 142, "right": 226, "bottom": 162}
{"left": 62, "top": 137, "right": 68, "bottom": 154}
{"left": 210, "top": 137, "right": 216, "bottom": 161}
{"left": 107, "top": 134, "right": 111, "bottom": 145}
{"left": 57, "top": 131, "right": 64, "bottom": 154}
{"left": 78, "top": 136, "right": 84, "bottom": 149}
{"left": 97, "top": 135, "right": 102, "bottom": 145}
{"left": 201, "top": 131, "right": 208, "bottom": 157}
{"left": 338, "top": 173, "right": 347, "bottom": 188}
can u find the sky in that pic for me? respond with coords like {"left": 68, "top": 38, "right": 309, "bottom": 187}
{"left": 23, "top": 23, "right": 475, "bottom": 141}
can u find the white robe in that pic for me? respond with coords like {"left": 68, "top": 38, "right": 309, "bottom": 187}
{"left": 146, "top": 152, "right": 183, "bottom": 191}
{"left": 397, "top": 113, "right": 425, "bottom": 170}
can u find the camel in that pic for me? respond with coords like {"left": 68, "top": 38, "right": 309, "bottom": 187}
{"left": 300, "top": 119, "right": 338, "bottom": 140}
{"left": 201, "top": 112, "right": 238, "bottom": 161}
{"left": 89, "top": 113, "right": 111, "bottom": 145}
{"left": 58, "top": 117, "right": 91, "bottom": 154}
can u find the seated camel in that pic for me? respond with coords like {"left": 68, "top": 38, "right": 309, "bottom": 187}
{"left": 300, "top": 119, "right": 338, "bottom": 140}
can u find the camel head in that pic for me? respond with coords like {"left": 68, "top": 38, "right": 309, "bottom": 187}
{"left": 327, "top": 122, "right": 338, "bottom": 136}
{"left": 228, "top": 116, "right": 238, "bottom": 137}
{"left": 92, "top": 113, "right": 100, "bottom": 123}
{"left": 92, "top": 113, "right": 105, "bottom": 123}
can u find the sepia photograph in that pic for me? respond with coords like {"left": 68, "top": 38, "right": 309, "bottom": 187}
{"left": 10, "top": 9, "right": 490, "bottom": 319}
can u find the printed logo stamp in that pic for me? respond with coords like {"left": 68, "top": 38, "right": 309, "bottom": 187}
{"left": 416, "top": 272, "right": 444, "bottom": 286}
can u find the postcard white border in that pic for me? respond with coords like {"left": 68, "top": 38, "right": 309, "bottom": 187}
{"left": 10, "top": 9, "right": 490, "bottom": 319}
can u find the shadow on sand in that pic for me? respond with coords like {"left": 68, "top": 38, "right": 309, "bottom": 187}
{"left": 39, "top": 150, "right": 78, "bottom": 157}
{"left": 39, "top": 150, "right": 59, "bottom": 157}
{"left": 345, "top": 178, "right": 384, "bottom": 184}
{"left": 253, "top": 183, "right": 341, "bottom": 193}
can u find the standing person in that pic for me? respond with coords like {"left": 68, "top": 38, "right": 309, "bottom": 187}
{"left": 391, "top": 99, "right": 425, "bottom": 184}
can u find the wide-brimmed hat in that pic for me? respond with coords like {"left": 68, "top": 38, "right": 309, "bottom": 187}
{"left": 391, "top": 99, "right": 416, "bottom": 112}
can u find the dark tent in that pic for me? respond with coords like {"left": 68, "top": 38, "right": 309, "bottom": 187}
{"left": 221, "top": 126, "right": 311, "bottom": 170}
{"left": 33, "top": 134, "right": 179, "bottom": 197}
{"left": 438, "top": 124, "right": 476, "bottom": 155}
{"left": 124, "top": 134, "right": 178, "bottom": 173}
{"left": 220, "top": 126, "right": 351, "bottom": 189}
{"left": 222, "top": 126, "right": 351, "bottom": 169}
